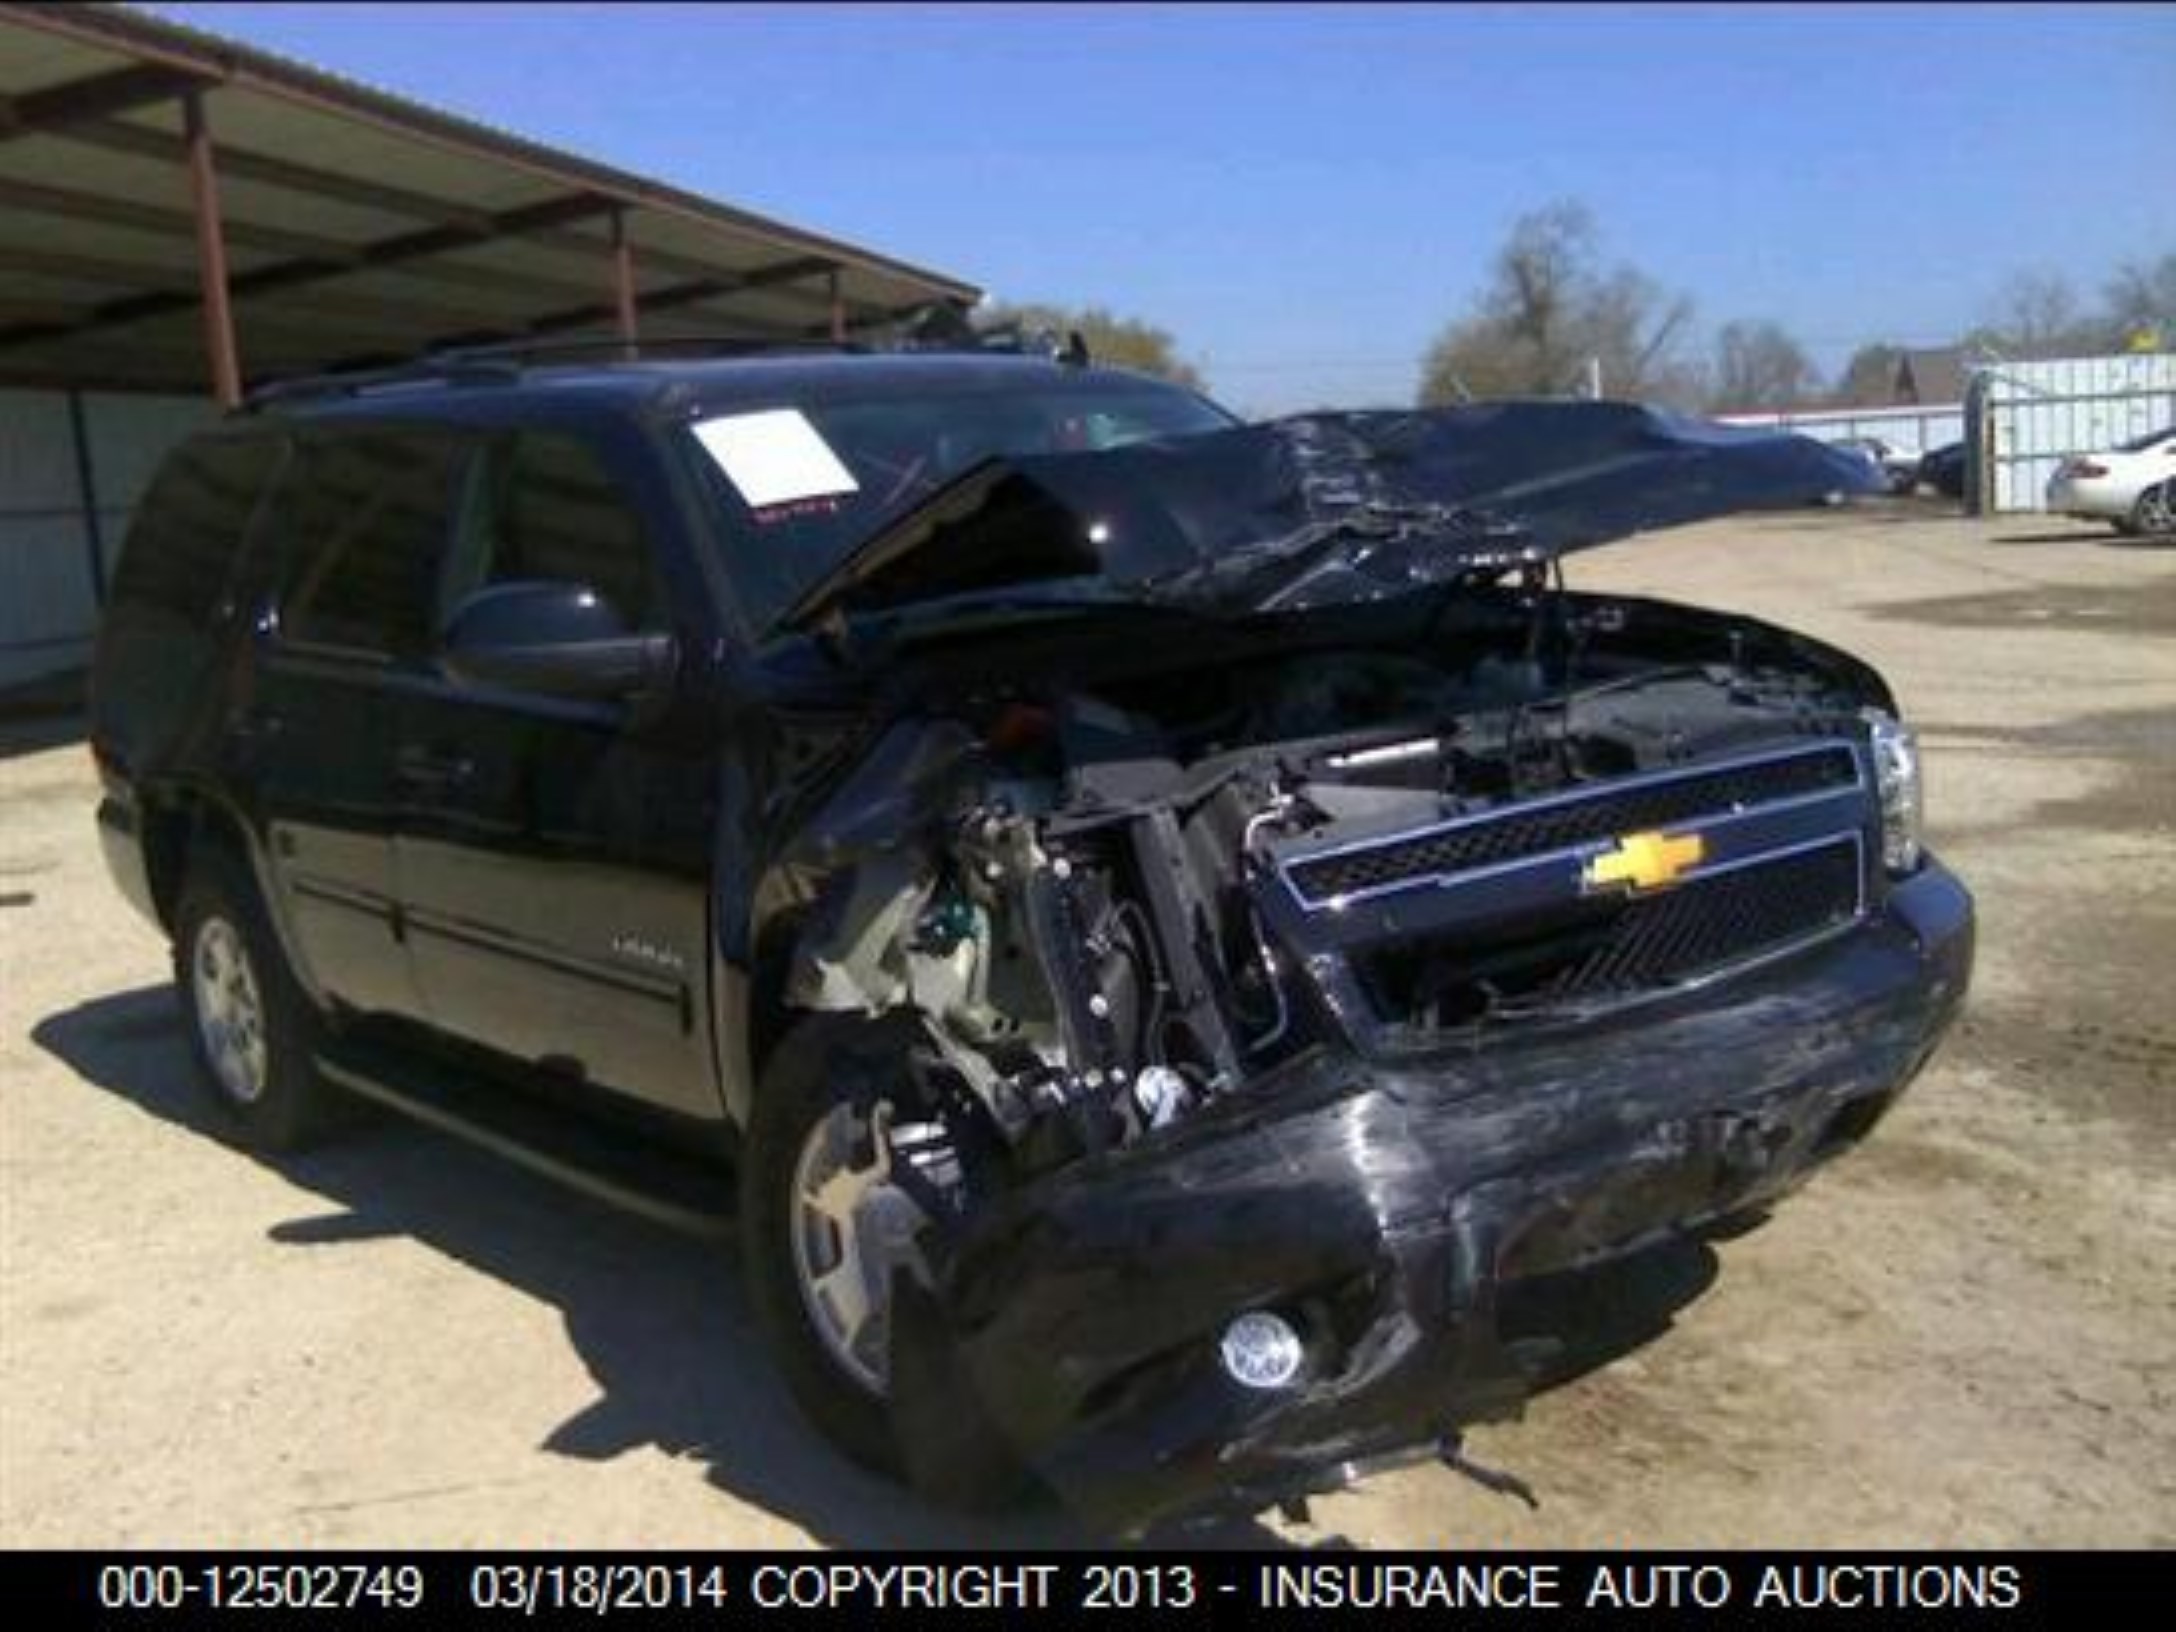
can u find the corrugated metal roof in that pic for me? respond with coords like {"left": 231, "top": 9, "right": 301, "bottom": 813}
{"left": 0, "top": 2, "right": 979, "bottom": 393}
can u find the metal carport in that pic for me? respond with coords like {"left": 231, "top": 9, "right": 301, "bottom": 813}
{"left": 0, "top": 2, "right": 979, "bottom": 685}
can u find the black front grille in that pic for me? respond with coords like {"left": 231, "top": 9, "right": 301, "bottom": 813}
{"left": 1541, "top": 838, "right": 1863, "bottom": 999}
{"left": 1285, "top": 744, "right": 1860, "bottom": 905}
{"left": 1360, "top": 837, "right": 1864, "bottom": 1028}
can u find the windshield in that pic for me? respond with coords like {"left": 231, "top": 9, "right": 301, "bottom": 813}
{"left": 2115, "top": 425, "right": 2174, "bottom": 453}
{"left": 683, "top": 378, "right": 1235, "bottom": 630}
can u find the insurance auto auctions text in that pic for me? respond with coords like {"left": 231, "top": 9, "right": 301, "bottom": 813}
{"left": 738, "top": 1560, "right": 2023, "bottom": 1613}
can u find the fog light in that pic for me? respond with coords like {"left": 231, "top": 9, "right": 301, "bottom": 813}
{"left": 1219, "top": 1311, "right": 1304, "bottom": 1390}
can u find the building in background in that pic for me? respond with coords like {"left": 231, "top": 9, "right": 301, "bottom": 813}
{"left": 1891, "top": 347, "right": 1969, "bottom": 408}
{"left": 0, "top": 4, "right": 977, "bottom": 687}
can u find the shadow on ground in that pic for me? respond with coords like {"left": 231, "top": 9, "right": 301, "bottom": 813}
{"left": 0, "top": 710, "right": 85, "bottom": 761}
{"left": 0, "top": 669, "right": 86, "bottom": 761}
{"left": 33, "top": 985, "right": 1725, "bottom": 1550}
{"left": 1986, "top": 527, "right": 2175, "bottom": 549}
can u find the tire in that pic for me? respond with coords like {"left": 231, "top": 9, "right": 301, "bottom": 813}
{"left": 739, "top": 1015, "right": 914, "bottom": 1476}
{"left": 738, "top": 1013, "right": 1028, "bottom": 1505}
{"left": 173, "top": 845, "right": 342, "bottom": 1153}
{"left": 2129, "top": 481, "right": 2176, "bottom": 538}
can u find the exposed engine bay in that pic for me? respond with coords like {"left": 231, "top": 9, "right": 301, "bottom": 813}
{"left": 784, "top": 578, "right": 1894, "bottom": 1242}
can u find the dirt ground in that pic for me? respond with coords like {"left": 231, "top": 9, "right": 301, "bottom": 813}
{"left": 3, "top": 504, "right": 2171, "bottom": 1550}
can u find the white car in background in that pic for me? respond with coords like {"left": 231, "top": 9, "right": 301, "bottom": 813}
{"left": 1832, "top": 435, "right": 1921, "bottom": 494}
{"left": 2046, "top": 426, "right": 2176, "bottom": 535}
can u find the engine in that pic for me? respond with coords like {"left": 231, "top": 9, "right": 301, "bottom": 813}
{"left": 782, "top": 593, "right": 1888, "bottom": 1210}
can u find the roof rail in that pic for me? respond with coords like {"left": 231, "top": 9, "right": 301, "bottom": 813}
{"left": 237, "top": 322, "right": 1071, "bottom": 414}
{"left": 435, "top": 334, "right": 873, "bottom": 367}
{"left": 240, "top": 355, "right": 521, "bottom": 413}
{"left": 240, "top": 334, "right": 866, "bottom": 413}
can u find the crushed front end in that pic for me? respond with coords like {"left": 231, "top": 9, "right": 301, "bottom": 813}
{"left": 921, "top": 857, "right": 1970, "bottom": 1535}
{"left": 772, "top": 584, "right": 1973, "bottom": 1536}
{"left": 751, "top": 404, "right": 1971, "bottom": 1534}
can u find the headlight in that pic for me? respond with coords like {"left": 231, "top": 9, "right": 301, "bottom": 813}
{"left": 1866, "top": 711, "right": 1923, "bottom": 875}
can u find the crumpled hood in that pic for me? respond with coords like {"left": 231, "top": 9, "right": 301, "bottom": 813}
{"left": 786, "top": 400, "right": 1883, "bottom": 626}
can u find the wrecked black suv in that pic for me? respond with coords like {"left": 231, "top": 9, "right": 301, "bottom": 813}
{"left": 90, "top": 341, "right": 1973, "bottom": 1535}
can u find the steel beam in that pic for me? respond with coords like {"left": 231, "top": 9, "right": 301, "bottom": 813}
{"left": 0, "top": 190, "right": 617, "bottom": 353}
{"left": 57, "top": 115, "right": 498, "bottom": 234}
{"left": 52, "top": 119, "right": 767, "bottom": 288}
{"left": 610, "top": 208, "right": 638, "bottom": 344}
{"left": 522, "top": 255, "right": 836, "bottom": 336}
{"left": 0, "top": 62, "right": 206, "bottom": 140}
{"left": 181, "top": 90, "right": 241, "bottom": 408}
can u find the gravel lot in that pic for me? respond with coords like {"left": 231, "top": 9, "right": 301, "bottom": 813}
{"left": 3, "top": 504, "right": 2171, "bottom": 1549}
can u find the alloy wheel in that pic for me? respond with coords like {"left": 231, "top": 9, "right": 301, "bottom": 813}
{"left": 787, "top": 1101, "right": 926, "bottom": 1396}
{"left": 191, "top": 915, "right": 269, "bottom": 1105}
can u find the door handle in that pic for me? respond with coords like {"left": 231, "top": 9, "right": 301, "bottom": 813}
{"left": 393, "top": 744, "right": 476, "bottom": 791}
{"left": 228, "top": 709, "right": 285, "bottom": 745}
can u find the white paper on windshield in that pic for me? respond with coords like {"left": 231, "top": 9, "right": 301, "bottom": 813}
{"left": 693, "top": 409, "right": 860, "bottom": 509}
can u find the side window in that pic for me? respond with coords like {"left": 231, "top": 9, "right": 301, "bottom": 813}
{"left": 279, "top": 430, "right": 467, "bottom": 658}
{"left": 443, "top": 432, "right": 661, "bottom": 633}
{"left": 109, "top": 435, "right": 285, "bottom": 623}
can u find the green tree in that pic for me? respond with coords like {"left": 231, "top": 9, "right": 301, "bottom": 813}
{"left": 1417, "top": 201, "right": 1699, "bottom": 408}
{"left": 978, "top": 303, "right": 1206, "bottom": 390}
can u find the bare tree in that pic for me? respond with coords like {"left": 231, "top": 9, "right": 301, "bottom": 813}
{"left": 1417, "top": 201, "right": 1700, "bottom": 408}
{"left": 1993, "top": 270, "right": 2082, "bottom": 355}
{"left": 978, "top": 303, "right": 1206, "bottom": 390}
{"left": 1965, "top": 269, "right": 2111, "bottom": 359}
{"left": 1708, "top": 320, "right": 1820, "bottom": 413}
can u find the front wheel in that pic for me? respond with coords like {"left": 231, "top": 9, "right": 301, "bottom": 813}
{"left": 740, "top": 1017, "right": 922, "bottom": 1475}
{"left": 739, "top": 1015, "right": 1026, "bottom": 1506}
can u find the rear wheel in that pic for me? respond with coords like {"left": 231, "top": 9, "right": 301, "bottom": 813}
{"left": 2129, "top": 481, "right": 2176, "bottom": 538}
{"left": 173, "top": 848, "right": 342, "bottom": 1152}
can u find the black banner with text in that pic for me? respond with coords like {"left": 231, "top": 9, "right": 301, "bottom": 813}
{"left": 6, "top": 1551, "right": 2166, "bottom": 1625}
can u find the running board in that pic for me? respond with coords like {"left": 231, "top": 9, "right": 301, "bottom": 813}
{"left": 316, "top": 1052, "right": 734, "bottom": 1241}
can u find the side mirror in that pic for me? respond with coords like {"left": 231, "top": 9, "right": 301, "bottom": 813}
{"left": 442, "top": 580, "right": 677, "bottom": 702}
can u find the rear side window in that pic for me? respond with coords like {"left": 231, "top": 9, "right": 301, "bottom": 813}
{"left": 441, "top": 432, "right": 660, "bottom": 632}
{"left": 279, "top": 430, "right": 467, "bottom": 657}
{"left": 109, "top": 435, "right": 284, "bottom": 623}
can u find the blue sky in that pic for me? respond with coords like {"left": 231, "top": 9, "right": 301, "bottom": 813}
{"left": 159, "top": 2, "right": 2173, "bottom": 415}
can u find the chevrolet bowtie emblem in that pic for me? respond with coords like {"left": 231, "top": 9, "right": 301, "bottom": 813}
{"left": 1584, "top": 830, "right": 1706, "bottom": 894}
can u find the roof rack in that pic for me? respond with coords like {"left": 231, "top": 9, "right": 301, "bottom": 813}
{"left": 443, "top": 334, "right": 873, "bottom": 368}
{"left": 238, "top": 316, "right": 1082, "bottom": 414}
{"left": 240, "top": 334, "right": 865, "bottom": 413}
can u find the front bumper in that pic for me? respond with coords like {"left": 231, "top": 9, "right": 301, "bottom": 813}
{"left": 918, "top": 860, "right": 1974, "bottom": 1536}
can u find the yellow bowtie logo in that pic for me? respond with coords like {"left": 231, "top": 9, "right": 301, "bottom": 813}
{"left": 1584, "top": 830, "right": 1706, "bottom": 894}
